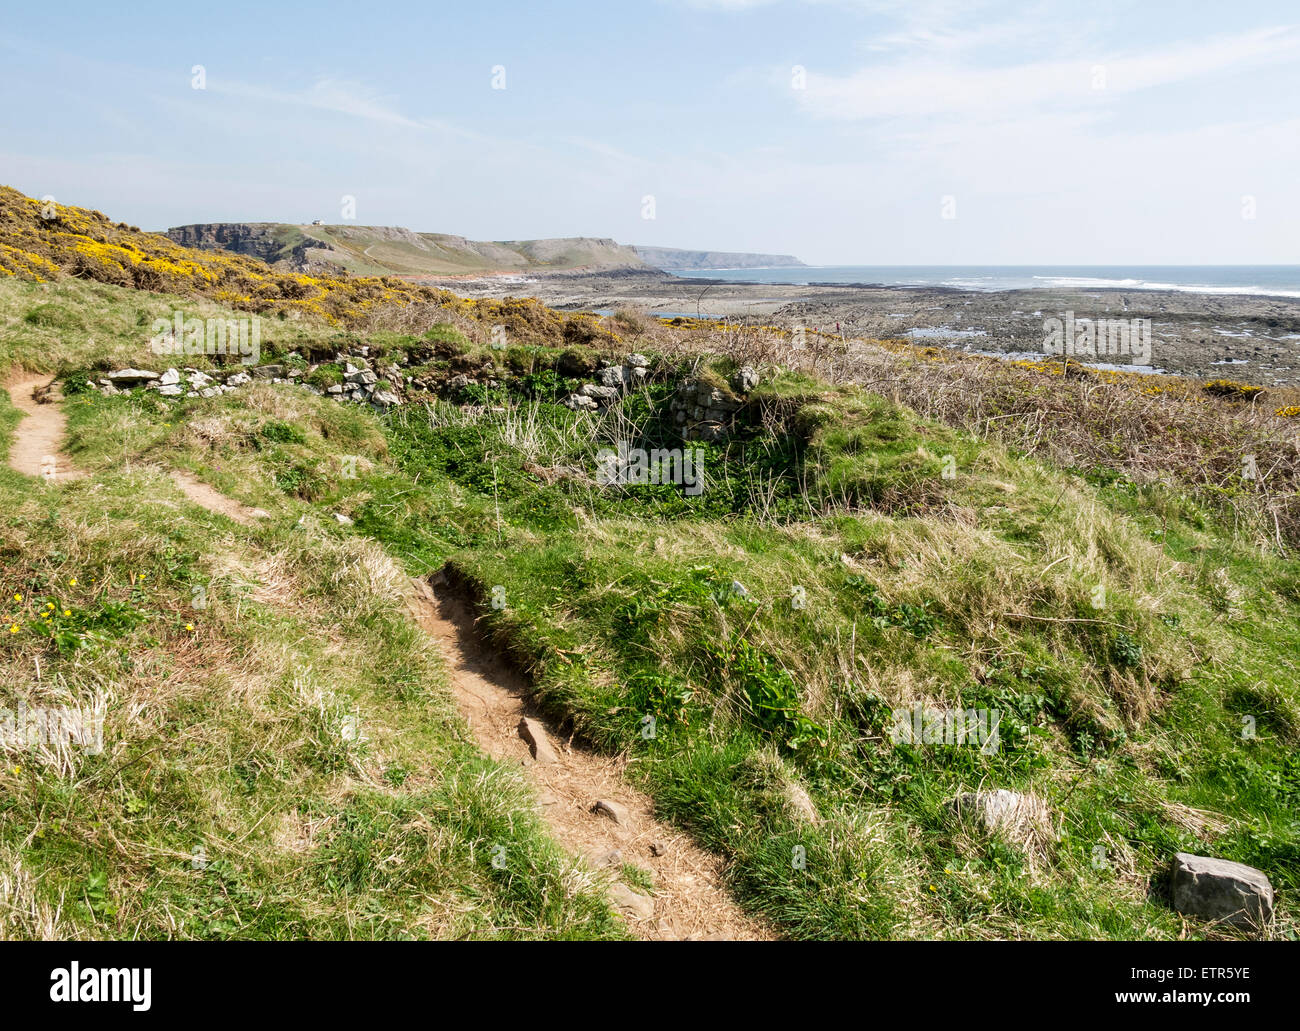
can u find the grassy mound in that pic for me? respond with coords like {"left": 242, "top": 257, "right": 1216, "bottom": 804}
{"left": 2, "top": 238, "right": 1296, "bottom": 939}
{"left": 0, "top": 384, "right": 625, "bottom": 939}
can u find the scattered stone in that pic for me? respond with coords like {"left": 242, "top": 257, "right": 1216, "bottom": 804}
{"left": 784, "top": 781, "right": 821, "bottom": 825}
{"left": 948, "top": 789, "right": 1054, "bottom": 853}
{"left": 159, "top": 368, "right": 181, "bottom": 386}
{"left": 577, "top": 383, "right": 619, "bottom": 401}
{"left": 333, "top": 513, "right": 354, "bottom": 526}
{"left": 188, "top": 370, "right": 213, "bottom": 387}
{"left": 370, "top": 390, "right": 401, "bottom": 409}
{"left": 158, "top": 384, "right": 183, "bottom": 396}
{"left": 517, "top": 717, "right": 559, "bottom": 763}
{"left": 1171, "top": 853, "right": 1273, "bottom": 930}
{"left": 649, "top": 841, "right": 667, "bottom": 858}
{"left": 565, "top": 393, "right": 598, "bottom": 411}
{"left": 592, "top": 799, "right": 630, "bottom": 825}
{"left": 607, "top": 882, "right": 654, "bottom": 921}
{"left": 731, "top": 365, "right": 760, "bottom": 392}
{"left": 251, "top": 364, "right": 285, "bottom": 379}
{"left": 226, "top": 372, "right": 251, "bottom": 387}
{"left": 625, "top": 353, "right": 648, "bottom": 368}
{"left": 596, "top": 365, "right": 626, "bottom": 389}
{"left": 107, "top": 369, "right": 160, "bottom": 385}
{"left": 595, "top": 849, "right": 623, "bottom": 867}
{"left": 950, "top": 789, "right": 1024, "bottom": 829}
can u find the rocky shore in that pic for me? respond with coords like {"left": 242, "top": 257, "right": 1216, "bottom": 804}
{"left": 408, "top": 268, "right": 1300, "bottom": 386}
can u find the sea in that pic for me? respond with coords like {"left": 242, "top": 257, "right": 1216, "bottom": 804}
{"left": 669, "top": 265, "right": 1300, "bottom": 298}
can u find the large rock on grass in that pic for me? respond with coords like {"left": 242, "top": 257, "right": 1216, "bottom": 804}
{"left": 1171, "top": 853, "right": 1273, "bottom": 930}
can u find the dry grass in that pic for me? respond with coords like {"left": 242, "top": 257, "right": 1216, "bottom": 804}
{"left": 658, "top": 323, "right": 1300, "bottom": 549}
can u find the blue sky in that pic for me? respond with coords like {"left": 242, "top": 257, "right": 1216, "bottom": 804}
{"left": 3, "top": 0, "right": 1298, "bottom": 263}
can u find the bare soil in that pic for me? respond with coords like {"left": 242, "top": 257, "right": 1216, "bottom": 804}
{"left": 4, "top": 375, "right": 85, "bottom": 482}
{"left": 409, "top": 575, "right": 775, "bottom": 941}
{"left": 169, "top": 470, "right": 270, "bottom": 525}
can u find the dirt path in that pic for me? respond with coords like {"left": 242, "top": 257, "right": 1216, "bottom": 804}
{"left": 155, "top": 459, "right": 769, "bottom": 938}
{"left": 410, "top": 575, "right": 775, "bottom": 941}
{"left": 4, "top": 375, "right": 84, "bottom": 482}
{"left": 6, "top": 373, "right": 271, "bottom": 523}
{"left": 4, "top": 374, "right": 764, "bottom": 937}
{"left": 169, "top": 470, "right": 270, "bottom": 525}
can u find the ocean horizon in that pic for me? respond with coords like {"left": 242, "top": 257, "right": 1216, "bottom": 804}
{"left": 670, "top": 265, "right": 1300, "bottom": 298}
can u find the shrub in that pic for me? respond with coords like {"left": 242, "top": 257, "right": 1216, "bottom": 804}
{"left": 306, "top": 363, "right": 344, "bottom": 389}
{"left": 556, "top": 345, "right": 598, "bottom": 377}
{"left": 260, "top": 420, "right": 307, "bottom": 446}
{"left": 423, "top": 323, "right": 470, "bottom": 351}
{"left": 1203, "top": 379, "right": 1264, "bottom": 400}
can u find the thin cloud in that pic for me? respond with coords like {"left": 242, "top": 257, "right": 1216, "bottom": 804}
{"left": 796, "top": 25, "right": 1300, "bottom": 121}
{"left": 212, "top": 77, "right": 426, "bottom": 129}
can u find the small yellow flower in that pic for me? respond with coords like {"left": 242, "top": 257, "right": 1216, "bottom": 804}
{"left": 13, "top": 594, "right": 20, "bottom": 602}
{"left": 185, "top": 623, "right": 194, "bottom": 631}
{"left": 928, "top": 884, "right": 937, "bottom": 892}
{"left": 46, "top": 602, "right": 54, "bottom": 610}
{"left": 8, "top": 625, "right": 17, "bottom": 633}
{"left": 69, "top": 578, "right": 77, "bottom": 586}
{"left": 63, "top": 610, "right": 70, "bottom": 617}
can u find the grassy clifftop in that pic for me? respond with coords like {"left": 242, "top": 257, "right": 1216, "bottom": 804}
{"left": 167, "top": 221, "right": 648, "bottom": 277}
{"left": 1, "top": 194, "right": 1296, "bottom": 939}
{"left": 0, "top": 186, "right": 620, "bottom": 337}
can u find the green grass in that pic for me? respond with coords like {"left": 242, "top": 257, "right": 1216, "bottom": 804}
{"left": 4, "top": 272, "right": 1297, "bottom": 940}
{"left": 0, "top": 277, "right": 357, "bottom": 378}
{"left": 0, "top": 385, "right": 626, "bottom": 940}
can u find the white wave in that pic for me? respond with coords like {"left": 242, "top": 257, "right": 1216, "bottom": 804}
{"left": 1032, "top": 275, "right": 1300, "bottom": 298}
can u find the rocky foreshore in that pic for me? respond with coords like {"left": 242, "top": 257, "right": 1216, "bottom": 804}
{"left": 407, "top": 268, "right": 1300, "bottom": 386}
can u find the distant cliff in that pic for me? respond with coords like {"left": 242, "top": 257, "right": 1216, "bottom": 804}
{"left": 633, "top": 246, "right": 806, "bottom": 270}
{"left": 166, "top": 223, "right": 327, "bottom": 269}
{"left": 166, "top": 223, "right": 647, "bottom": 276}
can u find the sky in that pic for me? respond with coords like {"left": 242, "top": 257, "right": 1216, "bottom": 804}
{"left": 2, "top": 0, "right": 1298, "bottom": 264}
